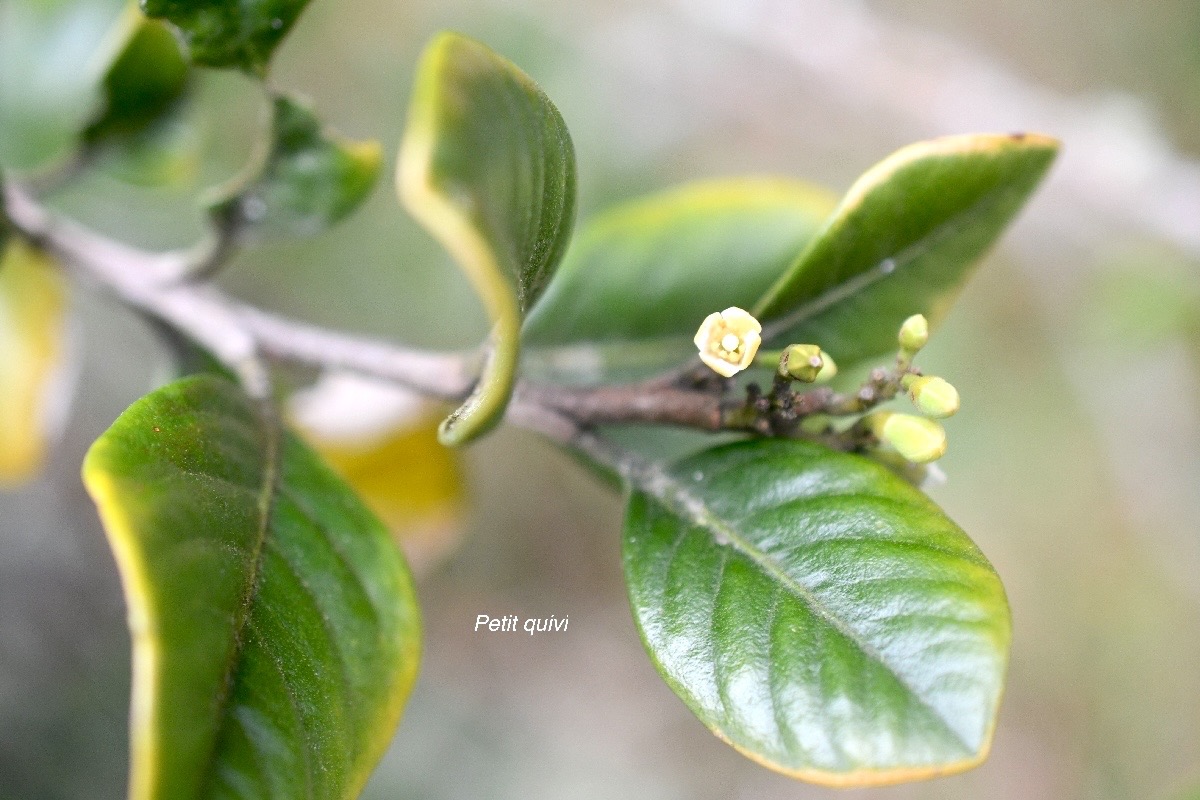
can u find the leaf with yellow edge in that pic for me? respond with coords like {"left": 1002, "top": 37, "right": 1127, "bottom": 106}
{"left": 625, "top": 440, "right": 1011, "bottom": 786}
{"left": 209, "top": 93, "right": 383, "bottom": 238}
{"left": 0, "top": 239, "right": 70, "bottom": 485}
{"left": 753, "top": 133, "right": 1059, "bottom": 369}
{"left": 398, "top": 32, "right": 576, "bottom": 445}
{"left": 83, "top": 375, "right": 421, "bottom": 800}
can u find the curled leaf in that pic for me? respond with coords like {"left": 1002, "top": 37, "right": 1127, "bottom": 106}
{"left": 399, "top": 32, "right": 576, "bottom": 445}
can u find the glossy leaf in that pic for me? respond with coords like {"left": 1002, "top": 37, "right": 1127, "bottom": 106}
{"left": 522, "top": 179, "right": 834, "bottom": 382}
{"left": 84, "top": 15, "right": 191, "bottom": 146}
{"left": 753, "top": 134, "right": 1059, "bottom": 368}
{"left": 0, "top": 0, "right": 125, "bottom": 168}
{"left": 624, "top": 439, "right": 1010, "bottom": 786}
{"left": 208, "top": 94, "right": 382, "bottom": 237}
{"left": 0, "top": 239, "right": 71, "bottom": 485}
{"left": 83, "top": 375, "right": 421, "bottom": 799}
{"left": 398, "top": 31, "right": 576, "bottom": 445}
{"left": 140, "top": 0, "right": 311, "bottom": 75}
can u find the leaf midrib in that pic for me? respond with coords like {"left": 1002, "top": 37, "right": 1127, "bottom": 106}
{"left": 196, "top": 404, "right": 282, "bottom": 796}
{"left": 646, "top": 465, "right": 976, "bottom": 753}
{"left": 758, "top": 176, "right": 1024, "bottom": 342}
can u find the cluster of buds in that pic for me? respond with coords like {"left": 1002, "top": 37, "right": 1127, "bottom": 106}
{"left": 861, "top": 314, "right": 961, "bottom": 464}
{"left": 692, "top": 309, "right": 962, "bottom": 470}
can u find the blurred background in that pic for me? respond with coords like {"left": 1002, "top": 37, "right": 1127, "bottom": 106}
{"left": 2, "top": 0, "right": 1199, "bottom": 798}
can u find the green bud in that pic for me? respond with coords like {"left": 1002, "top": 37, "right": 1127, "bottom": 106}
{"left": 908, "top": 376, "right": 960, "bottom": 418}
{"left": 866, "top": 411, "right": 946, "bottom": 464}
{"left": 814, "top": 350, "right": 838, "bottom": 383}
{"left": 898, "top": 314, "right": 929, "bottom": 352}
{"left": 780, "top": 344, "right": 823, "bottom": 382}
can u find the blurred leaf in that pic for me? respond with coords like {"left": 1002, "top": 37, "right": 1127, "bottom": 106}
{"left": 1088, "top": 253, "right": 1200, "bottom": 348}
{"left": 140, "top": 0, "right": 312, "bottom": 75}
{"left": 81, "top": 12, "right": 199, "bottom": 187}
{"left": 84, "top": 16, "right": 190, "bottom": 145}
{"left": 753, "top": 134, "right": 1058, "bottom": 368}
{"left": 208, "top": 93, "right": 382, "bottom": 237}
{"left": 94, "top": 111, "right": 204, "bottom": 187}
{"left": 624, "top": 439, "right": 1010, "bottom": 786}
{"left": 522, "top": 179, "right": 835, "bottom": 382}
{"left": 288, "top": 373, "right": 465, "bottom": 574}
{"left": 0, "top": 239, "right": 70, "bottom": 485}
{"left": 309, "top": 422, "right": 465, "bottom": 574}
{"left": 0, "top": 0, "right": 126, "bottom": 169}
{"left": 83, "top": 375, "right": 421, "bottom": 799}
{"left": 399, "top": 31, "right": 576, "bottom": 445}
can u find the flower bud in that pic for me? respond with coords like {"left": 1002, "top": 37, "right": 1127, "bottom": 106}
{"left": 694, "top": 307, "right": 763, "bottom": 377}
{"left": 898, "top": 314, "right": 929, "bottom": 352}
{"left": 814, "top": 350, "right": 838, "bottom": 383}
{"left": 908, "top": 375, "right": 960, "bottom": 418}
{"left": 779, "top": 344, "right": 823, "bottom": 382}
{"left": 866, "top": 411, "right": 946, "bottom": 464}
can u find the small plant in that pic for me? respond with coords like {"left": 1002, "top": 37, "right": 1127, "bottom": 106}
{"left": 0, "top": 2, "right": 1058, "bottom": 796}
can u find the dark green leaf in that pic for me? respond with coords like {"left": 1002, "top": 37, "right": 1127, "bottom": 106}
{"left": 140, "top": 0, "right": 311, "bottom": 75}
{"left": 208, "top": 93, "right": 382, "bottom": 237}
{"left": 83, "top": 375, "right": 421, "bottom": 799}
{"left": 624, "top": 439, "right": 1010, "bottom": 786}
{"left": 84, "top": 17, "right": 191, "bottom": 145}
{"left": 522, "top": 179, "right": 834, "bottom": 383}
{"left": 753, "top": 134, "right": 1058, "bottom": 368}
{"left": 399, "top": 32, "right": 576, "bottom": 445}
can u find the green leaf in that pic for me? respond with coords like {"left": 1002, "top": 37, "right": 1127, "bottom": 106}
{"left": 83, "top": 375, "right": 421, "bottom": 799}
{"left": 0, "top": 0, "right": 126, "bottom": 169}
{"left": 521, "top": 179, "right": 834, "bottom": 383}
{"left": 208, "top": 93, "right": 382, "bottom": 237}
{"left": 84, "top": 15, "right": 191, "bottom": 146}
{"left": 753, "top": 133, "right": 1059, "bottom": 368}
{"left": 398, "top": 31, "right": 577, "bottom": 445}
{"left": 623, "top": 439, "right": 1010, "bottom": 786}
{"left": 0, "top": 239, "right": 71, "bottom": 485}
{"left": 140, "top": 0, "right": 311, "bottom": 75}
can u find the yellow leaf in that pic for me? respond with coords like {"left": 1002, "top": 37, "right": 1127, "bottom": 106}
{"left": 0, "top": 239, "right": 69, "bottom": 484}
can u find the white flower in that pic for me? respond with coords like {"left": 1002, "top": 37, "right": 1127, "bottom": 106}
{"left": 693, "top": 307, "right": 762, "bottom": 377}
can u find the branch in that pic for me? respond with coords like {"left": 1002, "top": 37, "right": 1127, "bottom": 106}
{"left": 2, "top": 182, "right": 898, "bottom": 449}
{"left": 3, "top": 182, "right": 473, "bottom": 401}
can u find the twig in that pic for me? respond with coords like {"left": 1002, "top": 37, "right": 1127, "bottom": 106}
{"left": 3, "top": 181, "right": 903, "bottom": 446}
{"left": 3, "top": 182, "right": 473, "bottom": 400}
